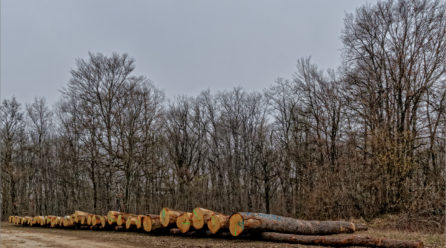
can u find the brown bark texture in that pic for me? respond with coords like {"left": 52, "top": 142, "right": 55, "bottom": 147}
{"left": 229, "top": 212, "right": 367, "bottom": 236}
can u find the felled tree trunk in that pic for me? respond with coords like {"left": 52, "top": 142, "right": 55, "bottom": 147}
{"left": 37, "top": 216, "right": 46, "bottom": 226}
{"left": 191, "top": 208, "right": 216, "bottom": 230}
{"left": 46, "top": 216, "right": 56, "bottom": 225}
{"left": 176, "top": 212, "right": 193, "bottom": 233}
{"left": 260, "top": 232, "right": 424, "bottom": 248}
{"left": 51, "top": 216, "right": 62, "bottom": 228}
{"left": 63, "top": 216, "right": 75, "bottom": 227}
{"left": 142, "top": 214, "right": 162, "bottom": 232}
{"left": 160, "top": 208, "right": 183, "bottom": 227}
{"left": 74, "top": 211, "right": 90, "bottom": 223}
{"left": 125, "top": 216, "right": 140, "bottom": 230}
{"left": 117, "top": 213, "right": 136, "bottom": 227}
{"left": 229, "top": 212, "right": 367, "bottom": 236}
{"left": 89, "top": 215, "right": 100, "bottom": 226}
{"left": 107, "top": 211, "right": 125, "bottom": 225}
{"left": 136, "top": 215, "right": 145, "bottom": 229}
{"left": 207, "top": 213, "right": 229, "bottom": 234}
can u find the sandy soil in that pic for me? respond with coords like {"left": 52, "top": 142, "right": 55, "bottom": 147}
{"left": 1, "top": 222, "right": 443, "bottom": 248}
{"left": 0, "top": 222, "right": 303, "bottom": 248}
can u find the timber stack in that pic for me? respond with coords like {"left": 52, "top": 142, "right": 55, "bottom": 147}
{"left": 8, "top": 208, "right": 423, "bottom": 248}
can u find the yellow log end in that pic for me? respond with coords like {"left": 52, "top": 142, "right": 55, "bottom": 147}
{"left": 229, "top": 213, "right": 244, "bottom": 237}
{"left": 176, "top": 213, "right": 192, "bottom": 233}
{"left": 143, "top": 216, "right": 152, "bottom": 232}
{"left": 160, "top": 208, "right": 170, "bottom": 227}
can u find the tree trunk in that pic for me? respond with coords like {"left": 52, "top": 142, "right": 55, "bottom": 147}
{"left": 160, "top": 208, "right": 183, "bottom": 227}
{"left": 74, "top": 211, "right": 90, "bottom": 223}
{"left": 117, "top": 213, "right": 136, "bottom": 226}
{"left": 176, "top": 212, "right": 192, "bottom": 233}
{"left": 125, "top": 216, "right": 140, "bottom": 230}
{"left": 260, "top": 232, "right": 423, "bottom": 248}
{"left": 142, "top": 214, "right": 162, "bottom": 232}
{"left": 229, "top": 212, "right": 367, "bottom": 236}
{"left": 107, "top": 211, "right": 125, "bottom": 225}
{"left": 191, "top": 207, "right": 216, "bottom": 230}
{"left": 207, "top": 213, "right": 229, "bottom": 234}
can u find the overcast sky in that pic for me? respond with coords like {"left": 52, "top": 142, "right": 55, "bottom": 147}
{"left": 1, "top": 0, "right": 374, "bottom": 106}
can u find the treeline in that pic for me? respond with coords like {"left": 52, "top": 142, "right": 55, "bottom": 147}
{"left": 1, "top": 0, "right": 445, "bottom": 228}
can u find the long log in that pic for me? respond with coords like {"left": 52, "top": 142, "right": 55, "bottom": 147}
{"left": 117, "top": 213, "right": 136, "bottom": 226}
{"left": 73, "top": 210, "right": 90, "bottom": 223}
{"left": 125, "top": 216, "right": 142, "bottom": 230}
{"left": 207, "top": 213, "right": 229, "bottom": 234}
{"left": 229, "top": 212, "right": 367, "bottom": 236}
{"left": 63, "top": 215, "right": 75, "bottom": 227}
{"left": 160, "top": 208, "right": 183, "bottom": 227}
{"left": 46, "top": 216, "right": 56, "bottom": 226}
{"left": 107, "top": 211, "right": 125, "bottom": 225}
{"left": 51, "top": 216, "right": 62, "bottom": 228}
{"left": 99, "top": 216, "right": 107, "bottom": 228}
{"left": 259, "top": 232, "right": 424, "bottom": 248}
{"left": 176, "top": 212, "right": 193, "bottom": 233}
{"left": 191, "top": 208, "right": 215, "bottom": 230}
{"left": 37, "top": 216, "right": 46, "bottom": 226}
{"left": 142, "top": 214, "right": 162, "bottom": 232}
{"left": 135, "top": 215, "right": 145, "bottom": 229}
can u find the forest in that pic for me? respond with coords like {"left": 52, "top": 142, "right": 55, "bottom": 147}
{"left": 1, "top": 0, "right": 445, "bottom": 231}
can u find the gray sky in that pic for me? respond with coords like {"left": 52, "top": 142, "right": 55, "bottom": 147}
{"left": 1, "top": 0, "right": 373, "bottom": 106}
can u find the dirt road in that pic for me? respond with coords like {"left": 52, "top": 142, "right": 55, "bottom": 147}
{"left": 0, "top": 222, "right": 301, "bottom": 248}
{"left": 1, "top": 222, "right": 444, "bottom": 248}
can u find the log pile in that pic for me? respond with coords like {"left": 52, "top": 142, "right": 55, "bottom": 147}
{"left": 8, "top": 209, "right": 423, "bottom": 248}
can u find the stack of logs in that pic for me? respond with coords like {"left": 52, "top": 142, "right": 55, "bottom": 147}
{"left": 8, "top": 208, "right": 423, "bottom": 248}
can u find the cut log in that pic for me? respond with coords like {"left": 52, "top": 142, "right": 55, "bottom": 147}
{"left": 73, "top": 210, "right": 90, "bottom": 223}
{"left": 176, "top": 212, "right": 193, "bottom": 233}
{"left": 46, "top": 216, "right": 56, "bottom": 225}
{"left": 125, "top": 216, "right": 141, "bottom": 230}
{"left": 259, "top": 232, "right": 423, "bottom": 248}
{"left": 80, "top": 216, "right": 87, "bottom": 225}
{"left": 117, "top": 213, "right": 136, "bottom": 226}
{"left": 229, "top": 212, "right": 367, "bottom": 236}
{"left": 90, "top": 215, "right": 105, "bottom": 227}
{"left": 142, "top": 214, "right": 162, "bottom": 232}
{"left": 136, "top": 215, "right": 145, "bottom": 229}
{"left": 191, "top": 208, "right": 215, "bottom": 230}
{"left": 23, "top": 216, "right": 32, "bottom": 226}
{"left": 99, "top": 216, "right": 107, "bottom": 228}
{"left": 160, "top": 208, "right": 183, "bottom": 227}
{"left": 107, "top": 211, "right": 125, "bottom": 225}
{"left": 63, "top": 216, "right": 75, "bottom": 227}
{"left": 59, "top": 216, "right": 64, "bottom": 227}
{"left": 51, "top": 217, "right": 61, "bottom": 228}
{"left": 37, "top": 216, "right": 46, "bottom": 226}
{"left": 207, "top": 213, "right": 229, "bottom": 234}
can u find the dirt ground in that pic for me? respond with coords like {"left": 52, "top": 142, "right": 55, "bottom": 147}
{"left": 0, "top": 222, "right": 444, "bottom": 248}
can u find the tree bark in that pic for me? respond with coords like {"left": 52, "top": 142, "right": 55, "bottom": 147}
{"left": 207, "top": 213, "right": 229, "bottom": 234}
{"left": 160, "top": 208, "right": 183, "bottom": 227}
{"left": 191, "top": 208, "right": 216, "bottom": 230}
{"left": 107, "top": 211, "right": 126, "bottom": 225}
{"left": 229, "top": 212, "right": 367, "bottom": 236}
{"left": 260, "top": 232, "right": 423, "bottom": 248}
{"left": 125, "top": 216, "right": 140, "bottom": 230}
{"left": 142, "top": 214, "right": 162, "bottom": 232}
{"left": 176, "top": 212, "right": 193, "bottom": 233}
